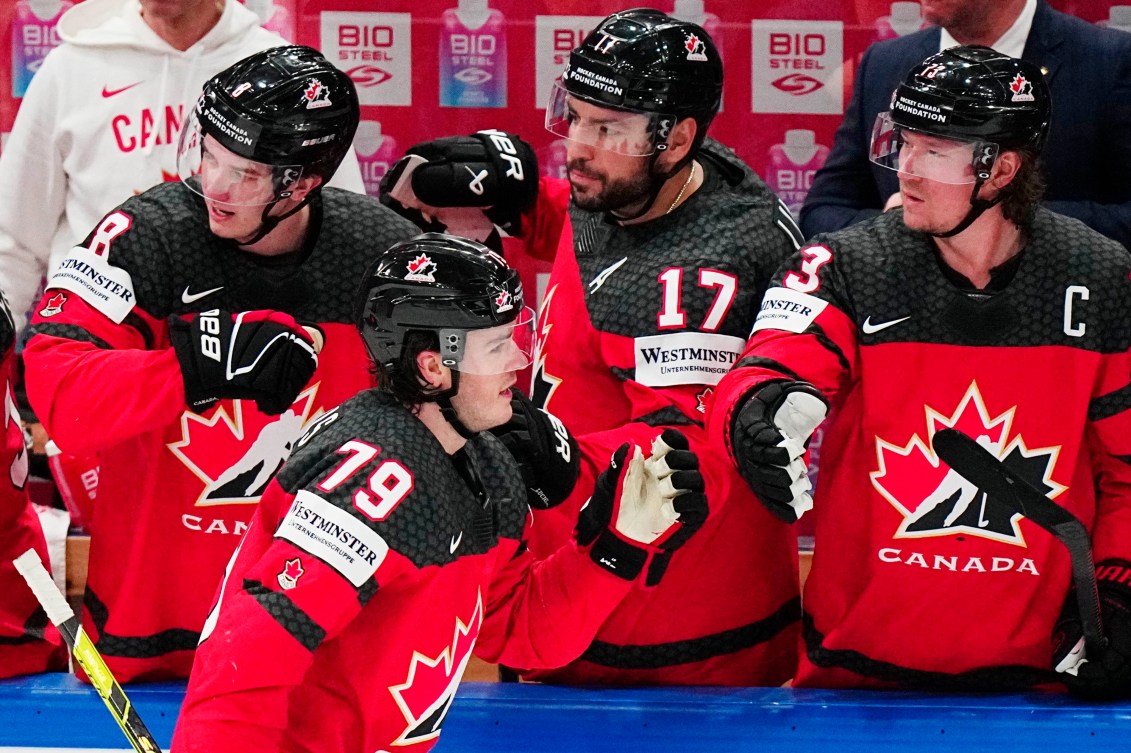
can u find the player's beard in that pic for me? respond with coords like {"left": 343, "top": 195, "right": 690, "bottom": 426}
{"left": 567, "top": 159, "right": 654, "bottom": 214}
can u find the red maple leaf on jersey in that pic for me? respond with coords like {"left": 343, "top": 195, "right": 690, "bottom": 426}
{"left": 277, "top": 558, "right": 305, "bottom": 590}
{"left": 870, "top": 381, "right": 1066, "bottom": 545}
{"left": 389, "top": 592, "right": 484, "bottom": 746}
{"left": 39, "top": 292, "right": 67, "bottom": 317}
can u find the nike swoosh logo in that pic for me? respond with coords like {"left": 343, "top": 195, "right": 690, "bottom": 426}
{"left": 101, "top": 82, "right": 142, "bottom": 98}
{"left": 588, "top": 256, "right": 629, "bottom": 294}
{"left": 861, "top": 315, "right": 910, "bottom": 335}
{"left": 182, "top": 286, "right": 223, "bottom": 305}
{"left": 450, "top": 531, "right": 463, "bottom": 554}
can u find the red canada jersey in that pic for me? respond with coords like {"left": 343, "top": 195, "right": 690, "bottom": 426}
{"left": 0, "top": 293, "right": 66, "bottom": 678}
{"left": 23, "top": 183, "right": 417, "bottom": 682}
{"left": 522, "top": 140, "right": 805, "bottom": 685}
{"left": 173, "top": 390, "right": 632, "bottom": 753}
{"left": 710, "top": 209, "right": 1131, "bottom": 690}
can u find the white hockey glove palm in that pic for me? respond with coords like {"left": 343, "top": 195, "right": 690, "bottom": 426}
{"left": 576, "top": 429, "right": 708, "bottom": 587}
{"left": 731, "top": 380, "right": 828, "bottom": 522}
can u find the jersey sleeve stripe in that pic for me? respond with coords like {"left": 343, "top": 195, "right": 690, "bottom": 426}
{"left": 243, "top": 579, "right": 326, "bottom": 653}
{"left": 28, "top": 323, "right": 114, "bottom": 350}
{"left": 732, "top": 355, "right": 804, "bottom": 382}
{"left": 1088, "top": 383, "right": 1131, "bottom": 423}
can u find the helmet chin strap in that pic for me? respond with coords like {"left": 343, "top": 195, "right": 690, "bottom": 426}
{"left": 435, "top": 370, "right": 478, "bottom": 439}
{"left": 236, "top": 188, "right": 320, "bottom": 247}
{"left": 930, "top": 178, "right": 1002, "bottom": 239}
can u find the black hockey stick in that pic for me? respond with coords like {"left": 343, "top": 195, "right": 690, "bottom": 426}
{"left": 932, "top": 428, "right": 1107, "bottom": 654}
{"left": 13, "top": 548, "right": 163, "bottom": 753}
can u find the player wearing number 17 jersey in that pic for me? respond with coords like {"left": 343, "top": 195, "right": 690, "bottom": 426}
{"left": 516, "top": 11, "right": 804, "bottom": 686}
{"left": 711, "top": 47, "right": 1131, "bottom": 698}
{"left": 379, "top": 10, "right": 805, "bottom": 686}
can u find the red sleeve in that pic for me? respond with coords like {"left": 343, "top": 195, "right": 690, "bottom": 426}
{"left": 23, "top": 293, "right": 186, "bottom": 455}
{"left": 174, "top": 478, "right": 421, "bottom": 753}
{"left": 475, "top": 536, "right": 632, "bottom": 669}
{"left": 707, "top": 242, "right": 860, "bottom": 464}
{"left": 513, "top": 177, "right": 571, "bottom": 262}
{"left": 1087, "top": 346, "right": 1131, "bottom": 563}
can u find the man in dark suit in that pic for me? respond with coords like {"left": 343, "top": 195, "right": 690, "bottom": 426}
{"left": 800, "top": 0, "right": 1131, "bottom": 247}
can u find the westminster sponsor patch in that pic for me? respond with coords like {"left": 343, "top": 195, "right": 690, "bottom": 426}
{"left": 276, "top": 489, "right": 389, "bottom": 587}
{"left": 634, "top": 332, "right": 745, "bottom": 387}
{"left": 47, "top": 246, "right": 136, "bottom": 324}
{"left": 752, "top": 287, "right": 827, "bottom": 334}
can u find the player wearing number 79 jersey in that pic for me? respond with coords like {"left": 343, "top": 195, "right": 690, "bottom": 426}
{"left": 174, "top": 235, "right": 709, "bottom": 751}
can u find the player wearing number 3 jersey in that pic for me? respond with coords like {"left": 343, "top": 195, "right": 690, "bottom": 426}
{"left": 21, "top": 47, "right": 416, "bottom": 683}
{"left": 711, "top": 47, "right": 1131, "bottom": 697}
{"left": 172, "top": 234, "right": 709, "bottom": 752}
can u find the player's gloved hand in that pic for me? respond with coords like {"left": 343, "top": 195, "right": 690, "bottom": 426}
{"left": 730, "top": 380, "right": 828, "bottom": 523}
{"left": 490, "top": 391, "right": 579, "bottom": 510}
{"left": 1052, "top": 559, "right": 1131, "bottom": 700}
{"left": 170, "top": 309, "right": 320, "bottom": 416}
{"left": 575, "top": 429, "right": 708, "bottom": 586}
{"left": 381, "top": 130, "right": 538, "bottom": 233}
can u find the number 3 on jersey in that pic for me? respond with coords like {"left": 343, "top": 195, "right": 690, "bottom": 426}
{"left": 784, "top": 245, "right": 833, "bottom": 294}
{"left": 318, "top": 440, "right": 415, "bottom": 521}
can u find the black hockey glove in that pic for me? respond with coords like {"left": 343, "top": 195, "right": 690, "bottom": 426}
{"left": 1052, "top": 559, "right": 1131, "bottom": 700}
{"left": 170, "top": 309, "right": 320, "bottom": 416}
{"left": 576, "top": 430, "right": 708, "bottom": 587}
{"left": 490, "top": 391, "right": 579, "bottom": 510}
{"left": 381, "top": 130, "right": 538, "bottom": 233}
{"left": 730, "top": 380, "right": 828, "bottom": 523}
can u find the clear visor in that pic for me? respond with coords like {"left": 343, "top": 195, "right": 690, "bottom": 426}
{"left": 452, "top": 306, "right": 535, "bottom": 375}
{"left": 869, "top": 112, "right": 995, "bottom": 185}
{"left": 545, "top": 80, "right": 666, "bottom": 157}
{"left": 176, "top": 106, "right": 304, "bottom": 207}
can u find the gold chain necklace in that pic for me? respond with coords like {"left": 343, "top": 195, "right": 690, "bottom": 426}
{"left": 665, "top": 162, "right": 697, "bottom": 215}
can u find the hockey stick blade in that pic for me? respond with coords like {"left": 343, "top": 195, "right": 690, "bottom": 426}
{"left": 932, "top": 428, "right": 1106, "bottom": 654}
{"left": 13, "top": 548, "right": 163, "bottom": 753}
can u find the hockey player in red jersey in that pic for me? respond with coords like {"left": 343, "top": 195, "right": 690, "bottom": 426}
{"left": 0, "top": 291, "right": 66, "bottom": 679}
{"left": 171, "top": 234, "right": 708, "bottom": 752}
{"left": 21, "top": 47, "right": 417, "bottom": 683}
{"left": 381, "top": 9, "right": 804, "bottom": 686}
{"left": 710, "top": 46, "right": 1131, "bottom": 698}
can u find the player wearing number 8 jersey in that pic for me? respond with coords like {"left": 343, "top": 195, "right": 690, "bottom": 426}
{"left": 711, "top": 47, "right": 1131, "bottom": 697}
{"left": 21, "top": 47, "right": 416, "bottom": 683}
{"left": 172, "top": 234, "right": 708, "bottom": 751}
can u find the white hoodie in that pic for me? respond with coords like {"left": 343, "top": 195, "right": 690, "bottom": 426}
{"left": 0, "top": 0, "right": 365, "bottom": 327}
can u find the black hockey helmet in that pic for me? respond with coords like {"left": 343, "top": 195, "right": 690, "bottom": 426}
{"left": 871, "top": 46, "right": 1051, "bottom": 184}
{"left": 177, "top": 45, "right": 360, "bottom": 205}
{"left": 356, "top": 233, "right": 532, "bottom": 376}
{"left": 891, "top": 45, "right": 1050, "bottom": 152}
{"left": 546, "top": 8, "right": 722, "bottom": 155}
